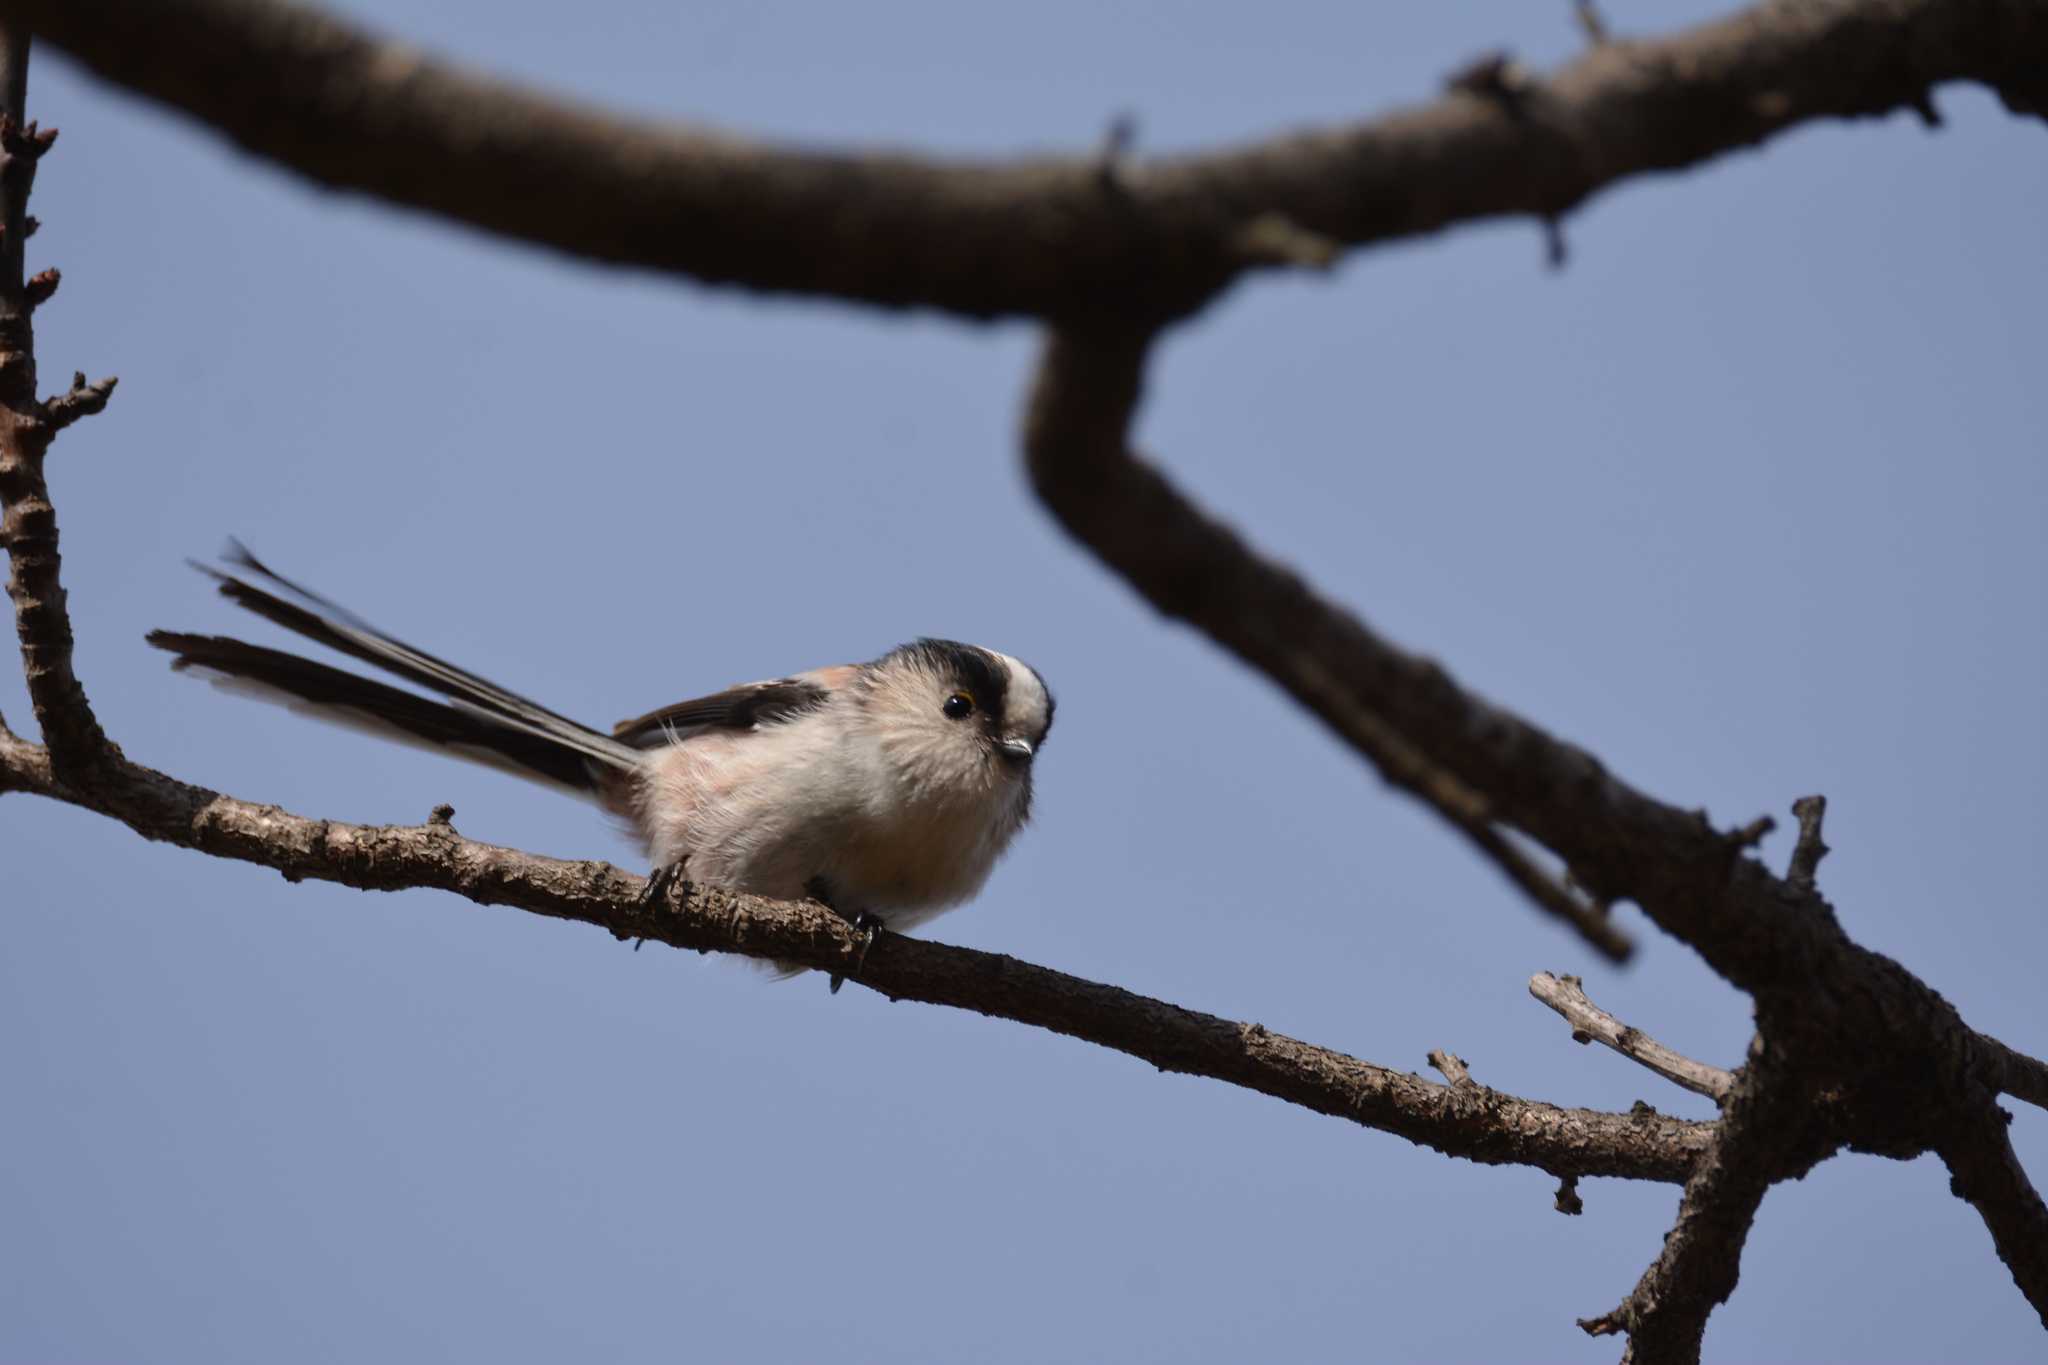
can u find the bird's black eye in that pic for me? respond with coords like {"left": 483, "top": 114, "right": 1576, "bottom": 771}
{"left": 943, "top": 690, "right": 975, "bottom": 720}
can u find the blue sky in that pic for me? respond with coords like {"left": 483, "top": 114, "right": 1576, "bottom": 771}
{"left": 4, "top": 3, "right": 2044, "bottom": 1361}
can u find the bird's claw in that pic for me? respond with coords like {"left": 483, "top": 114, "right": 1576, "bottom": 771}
{"left": 828, "top": 910, "right": 885, "bottom": 995}
{"left": 641, "top": 862, "right": 680, "bottom": 909}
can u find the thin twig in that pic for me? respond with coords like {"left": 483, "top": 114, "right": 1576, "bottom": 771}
{"left": 1530, "top": 972, "right": 1735, "bottom": 1104}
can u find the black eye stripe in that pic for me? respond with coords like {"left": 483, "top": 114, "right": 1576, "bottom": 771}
{"left": 896, "top": 639, "right": 1008, "bottom": 733}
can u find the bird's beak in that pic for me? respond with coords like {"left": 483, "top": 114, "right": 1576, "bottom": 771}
{"left": 998, "top": 736, "right": 1035, "bottom": 762}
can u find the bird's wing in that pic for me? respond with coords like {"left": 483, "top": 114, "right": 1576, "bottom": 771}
{"left": 611, "top": 667, "right": 852, "bottom": 749}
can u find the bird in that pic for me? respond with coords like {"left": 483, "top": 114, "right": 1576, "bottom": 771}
{"left": 146, "top": 544, "right": 1054, "bottom": 987}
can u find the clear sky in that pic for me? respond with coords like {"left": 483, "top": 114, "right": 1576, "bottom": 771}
{"left": 4, "top": 3, "right": 2044, "bottom": 1361}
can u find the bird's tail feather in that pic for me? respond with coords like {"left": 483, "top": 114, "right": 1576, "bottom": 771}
{"left": 149, "top": 547, "right": 639, "bottom": 794}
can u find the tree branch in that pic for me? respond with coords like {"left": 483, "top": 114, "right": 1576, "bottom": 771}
{"left": 1937, "top": 1098, "right": 2048, "bottom": 1327}
{"left": 1529, "top": 972, "right": 1735, "bottom": 1105}
{"left": 1015, "top": 320, "right": 2047, "bottom": 1352}
{"left": 1580, "top": 1052, "right": 1836, "bottom": 1364}
{"left": 0, "top": 25, "right": 117, "bottom": 786}
{"left": 1979, "top": 1033, "right": 2048, "bottom": 1113}
{"left": 9, "top": 0, "right": 2045, "bottom": 322}
{"left": 1021, "top": 324, "right": 1651, "bottom": 960}
{"left": 0, "top": 732, "right": 1710, "bottom": 1183}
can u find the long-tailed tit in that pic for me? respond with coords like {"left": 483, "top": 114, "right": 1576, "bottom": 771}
{"left": 148, "top": 546, "right": 1054, "bottom": 982}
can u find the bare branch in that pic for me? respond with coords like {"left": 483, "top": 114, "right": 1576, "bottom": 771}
{"left": 1022, "top": 325, "right": 1639, "bottom": 961}
{"left": 1937, "top": 1100, "right": 2048, "bottom": 1326}
{"left": 10, "top": 0, "right": 2046, "bottom": 321}
{"left": 1014, "top": 324, "right": 1928, "bottom": 1016}
{"left": 1581, "top": 1056, "right": 1837, "bottom": 1363}
{"left": 1530, "top": 972, "right": 1735, "bottom": 1105}
{"left": 0, "top": 27, "right": 118, "bottom": 786}
{"left": 1787, "top": 794, "right": 1829, "bottom": 888}
{"left": 0, "top": 734, "right": 1710, "bottom": 1183}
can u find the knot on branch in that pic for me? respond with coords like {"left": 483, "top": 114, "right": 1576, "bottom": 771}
{"left": 0, "top": 115, "right": 58, "bottom": 159}
{"left": 1092, "top": 111, "right": 1137, "bottom": 193}
{"left": 45, "top": 371, "right": 118, "bottom": 431}
{"left": 1445, "top": 51, "right": 1536, "bottom": 108}
{"left": 1724, "top": 813, "right": 1775, "bottom": 852}
{"left": 1428, "top": 1048, "right": 1475, "bottom": 1089}
{"left": 1233, "top": 213, "right": 1340, "bottom": 271}
{"left": 24, "top": 265, "right": 57, "bottom": 310}
{"left": 1576, "top": 1306, "right": 1627, "bottom": 1338}
{"left": 1788, "top": 794, "right": 1830, "bottom": 889}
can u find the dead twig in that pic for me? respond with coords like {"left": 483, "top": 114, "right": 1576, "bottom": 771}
{"left": 1530, "top": 972, "right": 1735, "bottom": 1105}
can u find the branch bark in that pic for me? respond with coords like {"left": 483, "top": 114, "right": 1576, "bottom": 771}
{"left": 1022, "top": 324, "right": 1654, "bottom": 960}
{"left": 1937, "top": 1098, "right": 2048, "bottom": 1328}
{"left": 1580, "top": 1050, "right": 1837, "bottom": 1363}
{"left": 1787, "top": 793, "right": 1830, "bottom": 889}
{"left": 0, "top": 25, "right": 117, "bottom": 785}
{"left": 8, "top": 0, "right": 2045, "bottom": 321}
{"left": 1529, "top": 972, "right": 1735, "bottom": 1105}
{"left": 1014, "top": 316, "right": 2048, "bottom": 1355}
{"left": 0, "top": 730, "right": 1710, "bottom": 1183}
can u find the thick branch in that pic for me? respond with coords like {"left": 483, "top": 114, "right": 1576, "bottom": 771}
{"left": 1017, "top": 323, "right": 2048, "bottom": 1351}
{"left": 11, "top": 0, "right": 2047, "bottom": 321}
{"left": 1017, "top": 329, "right": 1942, "bottom": 1019}
{"left": 1021, "top": 325, "right": 1702, "bottom": 960}
{"left": 0, "top": 27, "right": 115, "bottom": 783}
{"left": 0, "top": 732, "right": 1710, "bottom": 1184}
{"left": 1581, "top": 1053, "right": 1836, "bottom": 1364}
{"left": 1529, "top": 972, "right": 1734, "bottom": 1104}
{"left": 1937, "top": 1099, "right": 2048, "bottom": 1326}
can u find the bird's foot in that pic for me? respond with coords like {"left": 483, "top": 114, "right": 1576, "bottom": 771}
{"left": 828, "top": 910, "right": 885, "bottom": 995}
{"left": 641, "top": 861, "right": 681, "bottom": 909}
